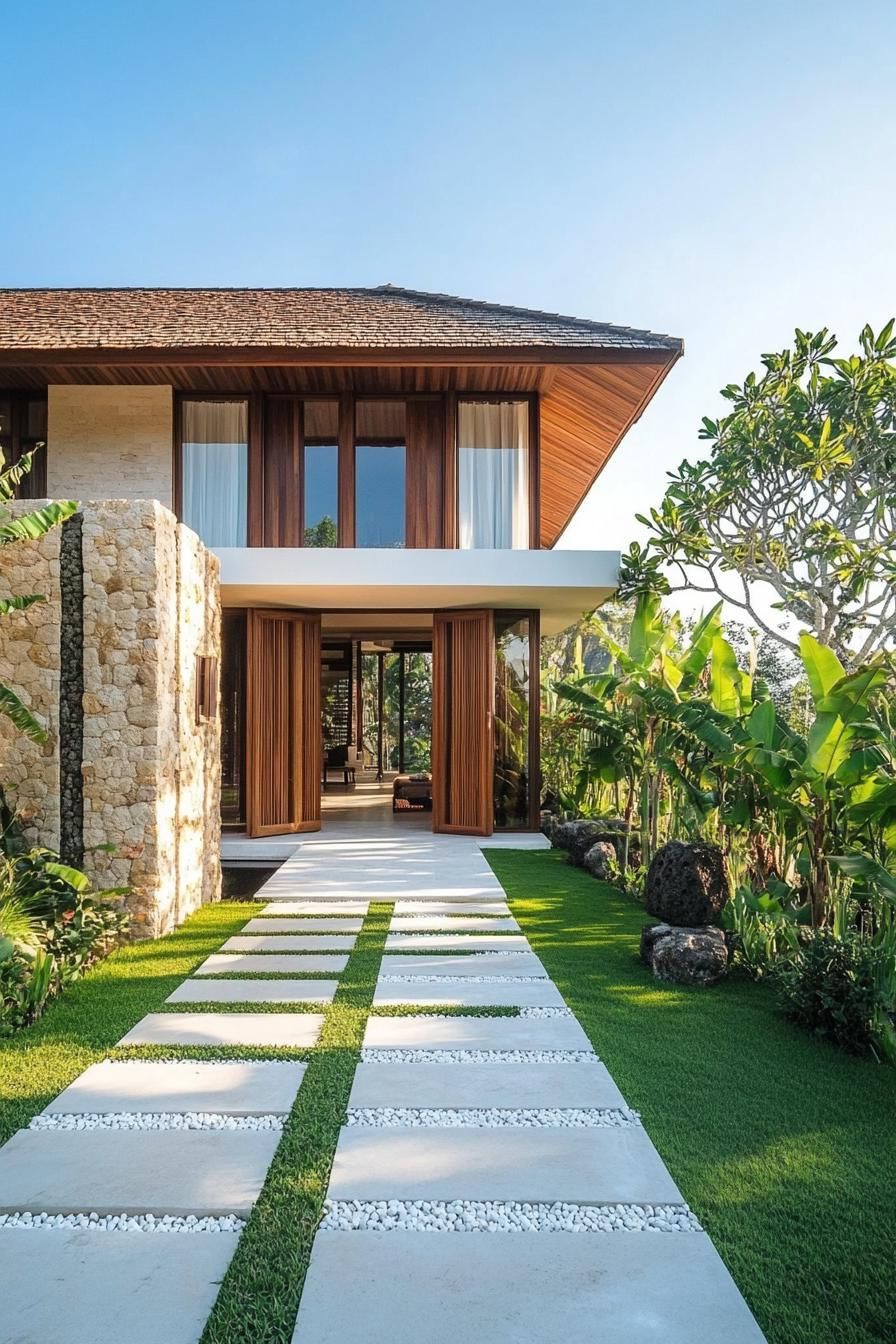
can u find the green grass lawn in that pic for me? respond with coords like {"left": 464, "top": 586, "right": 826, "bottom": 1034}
{"left": 486, "top": 849, "right": 896, "bottom": 1344}
{"left": 0, "top": 901, "right": 257, "bottom": 1145}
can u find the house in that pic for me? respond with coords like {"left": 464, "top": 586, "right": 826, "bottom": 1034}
{"left": 0, "top": 286, "right": 680, "bottom": 920}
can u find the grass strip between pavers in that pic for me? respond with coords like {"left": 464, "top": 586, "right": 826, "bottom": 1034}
{"left": 0, "top": 901, "right": 259, "bottom": 1146}
{"left": 487, "top": 848, "right": 896, "bottom": 1344}
{"left": 200, "top": 900, "right": 393, "bottom": 1344}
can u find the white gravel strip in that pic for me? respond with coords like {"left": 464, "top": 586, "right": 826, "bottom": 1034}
{"left": 0, "top": 1211, "right": 246, "bottom": 1233}
{"left": 378, "top": 975, "right": 547, "bottom": 984}
{"left": 30, "top": 1112, "right": 284, "bottom": 1132}
{"left": 320, "top": 1200, "right": 701, "bottom": 1233}
{"left": 360, "top": 1049, "right": 598, "bottom": 1064}
{"left": 346, "top": 1107, "right": 639, "bottom": 1128}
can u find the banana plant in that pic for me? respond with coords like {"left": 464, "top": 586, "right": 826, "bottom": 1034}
{"left": 0, "top": 448, "right": 77, "bottom": 742}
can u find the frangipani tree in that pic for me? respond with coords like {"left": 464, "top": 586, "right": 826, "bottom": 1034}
{"left": 620, "top": 323, "right": 896, "bottom": 665}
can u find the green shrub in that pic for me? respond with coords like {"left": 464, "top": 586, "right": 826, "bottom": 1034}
{"left": 775, "top": 930, "right": 895, "bottom": 1061}
{"left": 0, "top": 849, "right": 129, "bottom": 1035}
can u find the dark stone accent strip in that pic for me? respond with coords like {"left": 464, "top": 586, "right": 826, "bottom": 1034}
{"left": 59, "top": 512, "right": 84, "bottom": 866}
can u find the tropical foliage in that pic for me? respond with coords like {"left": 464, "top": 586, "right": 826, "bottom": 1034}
{"left": 547, "top": 595, "right": 896, "bottom": 1059}
{"left": 0, "top": 846, "right": 129, "bottom": 1035}
{"left": 0, "top": 446, "right": 76, "bottom": 741}
{"left": 619, "top": 323, "right": 896, "bottom": 663}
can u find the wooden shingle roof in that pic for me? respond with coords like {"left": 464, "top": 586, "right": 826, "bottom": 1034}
{"left": 0, "top": 285, "right": 680, "bottom": 354}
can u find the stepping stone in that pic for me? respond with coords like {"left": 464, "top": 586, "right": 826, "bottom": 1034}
{"left": 380, "top": 953, "right": 545, "bottom": 979}
{"left": 389, "top": 916, "right": 519, "bottom": 932}
{"left": 0, "top": 1129, "right": 281, "bottom": 1216}
{"left": 168, "top": 979, "right": 338, "bottom": 1005}
{"left": 389, "top": 902, "right": 511, "bottom": 917}
{"left": 350, "top": 1061, "right": 628, "bottom": 1111}
{"left": 328, "top": 1127, "right": 681, "bottom": 1204}
{"left": 373, "top": 980, "right": 565, "bottom": 1008}
{"left": 293, "top": 1231, "right": 766, "bottom": 1344}
{"left": 221, "top": 935, "right": 356, "bottom": 952}
{"left": 257, "top": 901, "right": 369, "bottom": 915}
{"left": 118, "top": 1012, "right": 324, "bottom": 1048}
{"left": 195, "top": 953, "right": 348, "bottom": 976}
{"left": 242, "top": 917, "right": 364, "bottom": 933}
{"left": 43, "top": 1060, "right": 307, "bottom": 1116}
{"left": 0, "top": 1225, "right": 241, "bottom": 1344}
{"left": 384, "top": 934, "right": 529, "bottom": 952}
{"left": 363, "top": 1015, "right": 591, "bottom": 1053}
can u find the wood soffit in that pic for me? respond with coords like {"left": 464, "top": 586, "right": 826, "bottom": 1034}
{"left": 0, "top": 344, "right": 681, "bottom": 548}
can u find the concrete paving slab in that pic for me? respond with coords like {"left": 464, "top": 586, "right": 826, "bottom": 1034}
{"left": 363, "top": 1015, "right": 592, "bottom": 1053}
{"left": 242, "top": 917, "right": 364, "bottom": 933}
{"left": 384, "top": 934, "right": 529, "bottom": 952}
{"left": 389, "top": 916, "right": 519, "bottom": 931}
{"left": 168, "top": 979, "right": 338, "bottom": 1005}
{"left": 257, "top": 901, "right": 369, "bottom": 915}
{"left": 0, "top": 1129, "right": 281, "bottom": 1216}
{"left": 328, "top": 1126, "right": 681, "bottom": 1204}
{"left": 43, "top": 1060, "right": 306, "bottom": 1116}
{"left": 118, "top": 1012, "right": 324, "bottom": 1048}
{"left": 349, "top": 1061, "right": 628, "bottom": 1111}
{"left": 195, "top": 953, "right": 348, "bottom": 976}
{"left": 373, "top": 980, "right": 565, "bottom": 1008}
{"left": 0, "top": 1225, "right": 241, "bottom": 1344}
{"left": 388, "top": 902, "right": 511, "bottom": 917}
{"left": 293, "top": 1231, "right": 766, "bottom": 1344}
{"left": 221, "top": 935, "right": 356, "bottom": 952}
{"left": 380, "top": 953, "right": 545, "bottom": 978}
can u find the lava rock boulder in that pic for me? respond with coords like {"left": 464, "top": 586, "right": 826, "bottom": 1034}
{"left": 640, "top": 923, "right": 728, "bottom": 986}
{"left": 644, "top": 841, "right": 728, "bottom": 926}
{"left": 583, "top": 841, "right": 618, "bottom": 882}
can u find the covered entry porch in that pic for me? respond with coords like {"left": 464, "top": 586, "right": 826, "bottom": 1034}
{"left": 220, "top": 607, "right": 542, "bottom": 841}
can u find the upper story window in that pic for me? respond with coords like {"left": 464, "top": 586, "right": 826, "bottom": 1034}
{"left": 457, "top": 399, "right": 529, "bottom": 549}
{"left": 181, "top": 399, "right": 248, "bottom": 547}
{"left": 303, "top": 400, "right": 339, "bottom": 547}
{"left": 355, "top": 400, "right": 406, "bottom": 548}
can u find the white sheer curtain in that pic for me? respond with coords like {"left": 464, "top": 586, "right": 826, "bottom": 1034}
{"left": 181, "top": 400, "right": 248, "bottom": 547}
{"left": 457, "top": 401, "right": 529, "bottom": 549}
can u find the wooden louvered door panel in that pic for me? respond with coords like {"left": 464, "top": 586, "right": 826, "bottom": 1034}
{"left": 432, "top": 610, "right": 494, "bottom": 836}
{"left": 246, "top": 610, "right": 321, "bottom": 837}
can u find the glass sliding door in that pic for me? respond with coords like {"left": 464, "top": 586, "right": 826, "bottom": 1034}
{"left": 494, "top": 612, "right": 536, "bottom": 829}
{"left": 457, "top": 399, "right": 529, "bottom": 549}
{"left": 181, "top": 399, "right": 248, "bottom": 547}
{"left": 303, "top": 400, "right": 339, "bottom": 547}
{"left": 355, "top": 400, "right": 406, "bottom": 547}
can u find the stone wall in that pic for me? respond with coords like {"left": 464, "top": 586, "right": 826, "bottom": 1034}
{"left": 0, "top": 499, "right": 221, "bottom": 936}
{"left": 47, "top": 386, "right": 174, "bottom": 508}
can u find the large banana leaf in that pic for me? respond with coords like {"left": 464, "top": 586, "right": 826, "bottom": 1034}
{"left": 800, "top": 634, "right": 846, "bottom": 704}
{"left": 0, "top": 684, "right": 47, "bottom": 742}
{"left": 829, "top": 853, "right": 896, "bottom": 900}
{"left": 710, "top": 635, "right": 745, "bottom": 716}
{"left": 0, "top": 500, "right": 78, "bottom": 545}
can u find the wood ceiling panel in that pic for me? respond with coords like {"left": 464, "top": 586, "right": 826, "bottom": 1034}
{"left": 538, "top": 360, "right": 675, "bottom": 547}
{"left": 0, "top": 363, "right": 544, "bottom": 394}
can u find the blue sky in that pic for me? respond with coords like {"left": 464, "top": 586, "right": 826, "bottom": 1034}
{"left": 4, "top": 0, "right": 895, "bottom": 565}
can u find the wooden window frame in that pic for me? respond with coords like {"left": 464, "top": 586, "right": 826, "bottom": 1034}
{"left": 0, "top": 390, "right": 49, "bottom": 498}
{"left": 174, "top": 390, "right": 541, "bottom": 552}
{"left": 453, "top": 393, "right": 540, "bottom": 550}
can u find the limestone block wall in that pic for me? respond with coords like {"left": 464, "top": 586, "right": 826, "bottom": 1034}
{"left": 0, "top": 499, "right": 220, "bottom": 937}
{"left": 47, "top": 386, "right": 174, "bottom": 508}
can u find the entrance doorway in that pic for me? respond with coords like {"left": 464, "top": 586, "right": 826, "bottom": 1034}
{"left": 220, "top": 607, "right": 539, "bottom": 838}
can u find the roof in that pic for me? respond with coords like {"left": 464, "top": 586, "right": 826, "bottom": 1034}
{"left": 0, "top": 285, "right": 681, "bottom": 355}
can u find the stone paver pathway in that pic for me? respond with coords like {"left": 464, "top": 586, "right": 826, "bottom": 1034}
{"left": 0, "top": 824, "right": 766, "bottom": 1343}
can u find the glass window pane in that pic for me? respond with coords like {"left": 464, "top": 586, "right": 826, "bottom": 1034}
{"left": 181, "top": 400, "right": 248, "bottom": 547}
{"left": 494, "top": 614, "right": 531, "bottom": 828}
{"left": 458, "top": 400, "right": 529, "bottom": 549}
{"left": 25, "top": 399, "right": 48, "bottom": 440}
{"left": 355, "top": 401, "right": 406, "bottom": 548}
